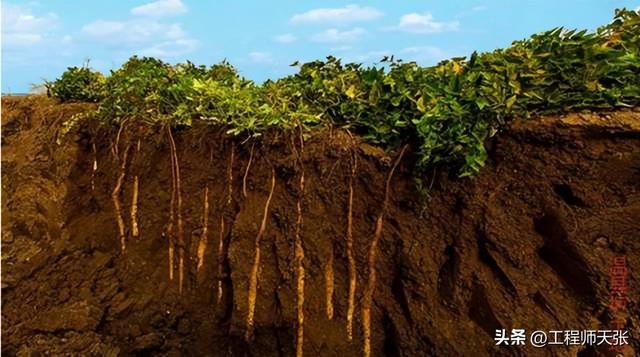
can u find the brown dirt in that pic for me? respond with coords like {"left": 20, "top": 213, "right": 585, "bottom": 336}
{"left": 2, "top": 96, "right": 639, "bottom": 356}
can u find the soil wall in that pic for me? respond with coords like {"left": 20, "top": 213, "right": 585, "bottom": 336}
{"left": 2, "top": 96, "right": 639, "bottom": 356}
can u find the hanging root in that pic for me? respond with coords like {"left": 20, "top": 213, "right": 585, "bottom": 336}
{"left": 325, "top": 247, "right": 334, "bottom": 320}
{"left": 112, "top": 143, "right": 131, "bottom": 253}
{"left": 197, "top": 185, "right": 209, "bottom": 272}
{"left": 131, "top": 175, "right": 140, "bottom": 238}
{"left": 113, "top": 118, "right": 128, "bottom": 158}
{"left": 217, "top": 145, "right": 235, "bottom": 304}
{"left": 228, "top": 147, "right": 235, "bottom": 205}
{"left": 168, "top": 237, "right": 175, "bottom": 281}
{"left": 242, "top": 142, "right": 255, "bottom": 198}
{"left": 346, "top": 139, "right": 357, "bottom": 341}
{"left": 294, "top": 129, "right": 306, "bottom": 357}
{"left": 91, "top": 141, "right": 97, "bottom": 192}
{"left": 361, "top": 145, "right": 407, "bottom": 357}
{"left": 295, "top": 170, "right": 305, "bottom": 357}
{"left": 167, "top": 128, "right": 177, "bottom": 281}
{"left": 175, "top": 142, "right": 184, "bottom": 294}
{"left": 167, "top": 128, "right": 185, "bottom": 293}
{"left": 245, "top": 167, "right": 276, "bottom": 342}
{"left": 216, "top": 216, "right": 225, "bottom": 305}
{"left": 130, "top": 139, "right": 141, "bottom": 239}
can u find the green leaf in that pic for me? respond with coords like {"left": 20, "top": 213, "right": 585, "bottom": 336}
{"left": 476, "top": 98, "right": 489, "bottom": 110}
{"left": 416, "top": 96, "right": 426, "bottom": 113}
{"left": 345, "top": 85, "right": 357, "bottom": 99}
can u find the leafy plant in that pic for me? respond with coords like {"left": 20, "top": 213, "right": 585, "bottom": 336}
{"left": 52, "top": 8, "right": 640, "bottom": 177}
{"left": 46, "top": 66, "right": 106, "bottom": 102}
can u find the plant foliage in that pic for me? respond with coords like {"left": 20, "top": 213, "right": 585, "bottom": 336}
{"left": 46, "top": 66, "right": 106, "bottom": 103}
{"left": 51, "top": 9, "right": 640, "bottom": 177}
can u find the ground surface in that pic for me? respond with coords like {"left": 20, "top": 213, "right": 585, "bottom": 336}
{"left": 1, "top": 96, "right": 639, "bottom": 356}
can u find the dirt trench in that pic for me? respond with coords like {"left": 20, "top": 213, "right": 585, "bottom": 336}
{"left": 1, "top": 96, "right": 639, "bottom": 356}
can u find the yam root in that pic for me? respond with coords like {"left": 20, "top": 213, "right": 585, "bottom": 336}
{"left": 245, "top": 167, "right": 276, "bottom": 341}
{"left": 361, "top": 145, "right": 407, "bottom": 357}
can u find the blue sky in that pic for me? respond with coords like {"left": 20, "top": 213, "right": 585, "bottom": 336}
{"left": 2, "top": 0, "right": 639, "bottom": 92}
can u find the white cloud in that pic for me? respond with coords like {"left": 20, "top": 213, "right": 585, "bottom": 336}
{"left": 248, "top": 51, "right": 274, "bottom": 63}
{"left": 275, "top": 33, "right": 298, "bottom": 43}
{"left": 1, "top": 2, "right": 75, "bottom": 67}
{"left": 393, "top": 13, "right": 459, "bottom": 34}
{"left": 472, "top": 5, "right": 488, "bottom": 12}
{"left": 1, "top": 3, "right": 57, "bottom": 48}
{"left": 141, "top": 38, "right": 199, "bottom": 57}
{"left": 131, "top": 0, "right": 187, "bottom": 17}
{"left": 81, "top": 20, "right": 126, "bottom": 37}
{"left": 311, "top": 28, "right": 366, "bottom": 43}
{"left": 330, "top": 45, "right": 353, "bottom": 52}
{"left": 165, "top": 23, "right": 187, "bottom": 39}
{"left": 291, "top": 5, "right": 383, "bottom": 25}
{"left": 3, "top": 33, "right": 43, "bottom": 46}
{"left": 81, "top": 0, "right": 196, "bottom": 58}
{"left": 400, "top": 46, "right": 448, "bottom": 63}
{"left": 81, "top": 19, "right": 198, "bottom": 56}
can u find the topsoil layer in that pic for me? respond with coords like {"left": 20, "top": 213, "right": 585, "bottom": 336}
{"left": 1, "top": 96, "right": 639, "bottom": 356}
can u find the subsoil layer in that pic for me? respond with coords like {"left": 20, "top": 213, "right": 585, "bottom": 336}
{"left": 2, "top": 96, "right": 639, "bottom": 356}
